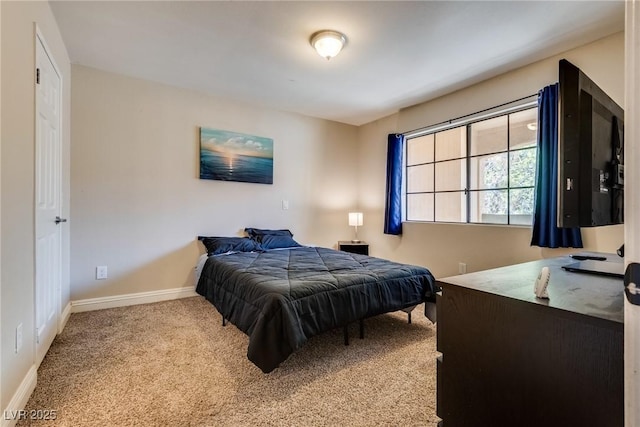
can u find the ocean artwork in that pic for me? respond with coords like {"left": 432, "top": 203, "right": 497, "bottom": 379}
{"left": 200, "top": 127, "right": 273, "bottom": 184}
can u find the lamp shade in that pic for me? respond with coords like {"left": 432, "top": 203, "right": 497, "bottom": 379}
{"left": 348, "top": 212, "right": 363, "bottom": 227}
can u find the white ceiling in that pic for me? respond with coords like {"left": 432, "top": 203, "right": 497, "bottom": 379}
{"left": 50, "top": 1, "right": 624, "bottom": 126}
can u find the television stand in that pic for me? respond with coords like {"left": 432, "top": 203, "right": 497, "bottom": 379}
{"left": 436, "top": 254, "right": 623, "bottom": 427}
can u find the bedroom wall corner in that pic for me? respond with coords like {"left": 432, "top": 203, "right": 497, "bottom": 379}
{"left": 70, "top": 65, "right": 359, "bottom": 301}
{"left": 355, "top": 32, "right": 625, "bottom": 278}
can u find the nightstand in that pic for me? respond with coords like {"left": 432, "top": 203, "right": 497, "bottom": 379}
{"left": 338, "top": 241, "right": 369, "bottom": 255}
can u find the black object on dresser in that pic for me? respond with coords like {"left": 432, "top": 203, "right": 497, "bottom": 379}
{"left": 436, "top": 254, "right": 623, "bottom": 427}
{"left": 338, "top": 241, "right": 369, "bottom": 256}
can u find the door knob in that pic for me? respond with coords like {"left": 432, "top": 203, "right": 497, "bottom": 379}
{"left": 55, "top": 216, "right": 67, "bottom": 224}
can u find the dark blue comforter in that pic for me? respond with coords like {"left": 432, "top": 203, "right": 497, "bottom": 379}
{"left": 196, "top": 246, "right": 436, "bottom": 373}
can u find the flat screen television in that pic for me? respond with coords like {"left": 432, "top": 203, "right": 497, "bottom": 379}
{"left": 557, "top": 59, "right": 624, "bottom": 229}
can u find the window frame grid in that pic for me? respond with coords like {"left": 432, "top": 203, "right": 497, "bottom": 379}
{"left": 404, "top": 105, "right": 537, "bottom": 226}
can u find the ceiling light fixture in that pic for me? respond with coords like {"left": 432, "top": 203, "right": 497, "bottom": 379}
{"left": 310, "top": 30, "right": 347, "bottom": 60}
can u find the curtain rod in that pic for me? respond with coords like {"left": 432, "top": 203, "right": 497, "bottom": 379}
{"left": 402, "top": 92, "right": 539, "bottom": 139}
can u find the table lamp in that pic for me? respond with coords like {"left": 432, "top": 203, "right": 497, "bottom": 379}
{"left": 348, "top": 212, "right": 363, "bottom": 243}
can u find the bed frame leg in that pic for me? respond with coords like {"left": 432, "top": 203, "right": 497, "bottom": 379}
{"left": 359, "top": 319, "right": 364, "bottom": 339}
{"left": 402, "top": 305, "right": 417, "bottom": 324}
{"left": 343, "top": 325, "right": 349, "bottom": 346}
{"left": 222, "top": 317, "right": 227, "bottom": 327}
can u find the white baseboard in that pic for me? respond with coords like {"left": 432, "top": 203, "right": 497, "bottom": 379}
{"left": 59, "top": 301, "right": 72, "bottom": 333}
{"left": 1, "top": 365, "right": 37, "bottom": 427}
{"left": 71, "top": 287, "right": 199, "bottom": 313}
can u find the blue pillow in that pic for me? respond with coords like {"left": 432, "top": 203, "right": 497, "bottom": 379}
{"left": 244, "top": 228, "right": 293, "bottom": 239}
{"left": 198, "top": 236, "right": 262, "bottom": 255}
{"left": 258, "top": 234, "right": 302, "bottom": 250}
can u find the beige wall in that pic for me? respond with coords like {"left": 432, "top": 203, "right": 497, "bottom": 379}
{"left": 356, "top": 32, "right": 625, "bottom": 278}
{"left": 1, "top": 0, "right": 3, "bottom": 410}
{"left": 1, "top": 0, "right": 71, "bottom": 414}
{"left": 70, "top": 65, "right": 358, "bottom": 300}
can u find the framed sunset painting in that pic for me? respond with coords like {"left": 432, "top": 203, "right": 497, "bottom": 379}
{"left": 199, "top": 127, "right": 273, "bottom": 184}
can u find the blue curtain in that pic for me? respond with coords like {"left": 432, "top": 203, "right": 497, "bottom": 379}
{"left": 384, "top": 134, "right": 404, "bottom": 235}
{"left": 531, "top": 84, "right": 583, "bottom": 248}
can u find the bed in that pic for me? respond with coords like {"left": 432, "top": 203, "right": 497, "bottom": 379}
{"left": 195, "top": 236, "right": 437, "bottom": 373}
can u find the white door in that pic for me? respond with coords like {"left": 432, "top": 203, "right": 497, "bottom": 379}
{"left": 35, "top": 33, "right": 62, "bottom": 366}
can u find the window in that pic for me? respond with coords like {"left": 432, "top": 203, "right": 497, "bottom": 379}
{"left": 406, "top": 105, "right": 538, "bottom": 225}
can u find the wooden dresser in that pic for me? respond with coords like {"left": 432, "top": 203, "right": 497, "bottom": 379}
{"left": 436, "top": 254, "right": 624, "bottom": 427}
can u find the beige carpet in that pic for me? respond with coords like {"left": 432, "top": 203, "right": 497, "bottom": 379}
{"left": 19, "top": 297, "right": 439, "bottom": 426}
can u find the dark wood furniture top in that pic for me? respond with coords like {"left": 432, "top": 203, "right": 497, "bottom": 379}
{"left": 436, "top": 253, "right": 624, "bottom": 427}
{"left": 438, "top": 253, "right": 624, "bottom": 324}
{"left": 338, "top": 241, "right": 369, "bottom": 256}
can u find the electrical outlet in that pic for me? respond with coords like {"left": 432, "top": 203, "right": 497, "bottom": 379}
{"left": 16, "top": 323, "right": 23, "bottom": 353}
{"left": 282, "top": 200, "right": 289, "bottom": 210}
{"left": 96, "top": 265, "right": 108, "bottom": 280}
{"left": 458, "top": 262, "right": 467, "bottom": 274}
